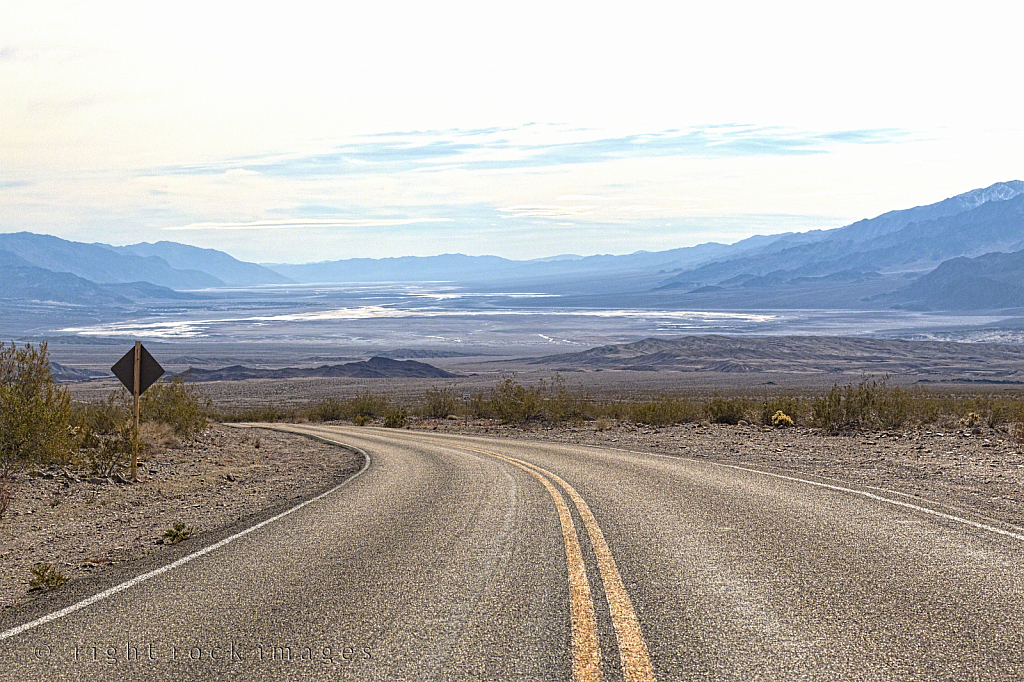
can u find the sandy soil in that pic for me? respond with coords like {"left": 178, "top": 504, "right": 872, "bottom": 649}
{"left": 3, "top": 418, "right": 1022, "bottom": 613}
{"left": 0, "top": 425, "right": 362, "bottom": 611}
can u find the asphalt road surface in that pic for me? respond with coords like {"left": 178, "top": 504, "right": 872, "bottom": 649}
{"left": 2, "top": 425, "right": 1024, "bottom": 681}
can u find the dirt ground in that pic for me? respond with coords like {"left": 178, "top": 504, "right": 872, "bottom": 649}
{"left": 0, "top": 425, "right": 362, "bottom": 611}
{"left": 2, "top": 418, "right": 1022, "bottom": 612}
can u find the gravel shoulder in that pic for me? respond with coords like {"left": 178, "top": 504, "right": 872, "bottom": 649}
{"left": 0, "top": 424, "right": 363, "bottom": 611}
{"left": 415, "top": 417, "right": 1024, "bottom": 530}
{"left": 3, "top": 418, "right": 1022, "bottom": 613}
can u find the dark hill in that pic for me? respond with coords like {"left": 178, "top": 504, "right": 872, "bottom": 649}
{"left": 177, "top": 357, "right": 458, "bottom": 381}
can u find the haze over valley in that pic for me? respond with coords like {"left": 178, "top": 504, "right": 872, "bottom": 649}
{"left": 2, "top": 181, "right": 1024, "bottom": 386}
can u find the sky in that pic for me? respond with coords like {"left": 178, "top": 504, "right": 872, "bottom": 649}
{"left": 3, "top": 1, "right": 1023, "bottom": 264}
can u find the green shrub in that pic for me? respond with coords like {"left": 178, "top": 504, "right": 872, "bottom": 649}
{"left": 875, "top": 385, "right": 910, "bottom": 429}
{"left": 86, "top": 419, "right": 134, "bottom": 477}
{"left": 352, "top": 414, "right": 369, "bottom": 426}
{"left": 706, "top": 397, "right": 750, "bottom": 425}
{"left": 29, "top": 562, "right": 68, "bottom": 591}
{"left": 217, "top": 405, "right": 300, "bottom": 423}
{"left": 72, "top": 392, "right": 129, "bottom": 436}
{"left": 383, "top": 407, "right": 408, "bottom": 428}
{"left": 421, "top": 386, "right": 460, "bottom": 418}
{"left": 140, "top": 377, "right": 211, "bottom": 438}
{"left": 546, "top": 374, "right": 591, "bottom": 423}
{"left": 812, "top": 375, "right": 909, "bottom": 432}
{"left": 630, "top": 398, "right": 702, "bottom": 426}
{"left": 489, "top": 376, "right": 544, "bottom": 424}
{"left": 0, "top": 342, "right": 74, "bottom": 476}
{"left": 343, "top": 393, "right": 390, "bottom": 421}
{"left": 162, "top": 522, "right": 193, "bottom": 544}
{"left": 309, "top": 398, "right": 345, "bottom": 422}
{"left": 760, "top": 396, "right": 804, "bottom": 426}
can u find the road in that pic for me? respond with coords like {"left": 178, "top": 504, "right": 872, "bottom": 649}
{"left": 2, "top": 424, "right": 1024, "bottom": 680}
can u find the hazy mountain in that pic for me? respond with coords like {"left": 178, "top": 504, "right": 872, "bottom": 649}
{"left": 5, "top": 180, "right": 1024, "bottom": 312}
{"left": 0, "top": 232, "right": 225, "bottom": 289}
{"left": 266, "top": 254, "right": 521, "bottom": 283}
{"left": 114, "top": 241, "right": 292, "bottom": 286}
{"left": 884, "top": 249, "right": 1024, "bottom": 311}
{"left": 657, "top": 181, "right": 1024, "bottom": 291}
{"left": 0, "top": 263, "right": 131, "bottom": 304}
{"left": 0, "top": 260, "right": 197, "bottom": 305}
{"left": 263, "top": 235, "right": 812, "bottom": 290}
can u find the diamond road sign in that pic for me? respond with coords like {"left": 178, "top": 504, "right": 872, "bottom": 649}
{"left": 111, "top": 344, "right": 165, "bottom": 394}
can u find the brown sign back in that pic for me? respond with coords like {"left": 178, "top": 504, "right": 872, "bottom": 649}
{"left": 111, "top": 344, "right": 165, "bottom": 394}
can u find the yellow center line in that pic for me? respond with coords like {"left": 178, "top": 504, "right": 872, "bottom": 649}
{"left": 464, "top": 446, "right": 656, "bottom": 682}
{"left": 485, "top": 453, "right": 603, "bottom": 682}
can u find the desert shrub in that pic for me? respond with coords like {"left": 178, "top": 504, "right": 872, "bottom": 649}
{"left": 875, "top": 385, "right": 910, "bottom": 429}
{"left": 771, "top": 410, "right": 794, "bottom": 428}
{"left": 421, "top": 385, "right": 461, "bottom": 419}
{"left": 760, "top": 397, "right": 805, "bottom": 426}
{"left": 592, "top": 401, "right": 630, "bottom": 422}
{"left": 489, "top": 376, "right": 544, "bottom": 424}
{"left": 959, "top": 412, "right": 982, "bottom": 428}
{"left": 812, "top": 375, "right": 910, "bottom": 432}
{"left": 29, "top": 563, "right": 68, "bottom": 591}
{"left": 546, "top": 374, "right": 591, "bottom": 423}
{"left": 140, "top": 377, "right": 211, "bottom": 438}
{"left": 72, "top": 392, "right": 129, "bottom": 436}
{"left": 706, "top": 397, "right": 750, "bottom": 425}
{"left": 86, "top": 419, "right": 134, "bottom": 477}
{"left": 630, "top": 398, "right": 702, "bottom": 426}
{"left": 162, "top": 522, "right": 193, "bottom": 544}
{"left": 594, "top": 417, "right": 612, "bottom": 432}
{"left": 309, "top": 398, "right": 345, "bottom": 422}
{"left": 343, "top": 393, "right": 391, "bottom": 421}
{"left": 383, "top": 407, "right": 408, "bottom": 428}
{"left": 0, "top": 342, "right": 74, "bottom": 476}
{"left": 217, "top": 405, "right": 300, "bottom": 423}
{"left": 352, "top": 414, "right": 370, "bottom": 426}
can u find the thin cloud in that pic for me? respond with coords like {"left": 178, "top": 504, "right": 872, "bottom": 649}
{"left": 165, "top": 218, "right": 451, "bottom": 231}
{"left": 498, "top": 205, "right": 599, "bottom": 218}
{"left": 141, "top": 124, "right": 916, "bottom": 181}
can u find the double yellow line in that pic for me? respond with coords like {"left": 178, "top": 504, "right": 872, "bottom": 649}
{"left": 462, "top": 446, "right": 655, "bottom": 682}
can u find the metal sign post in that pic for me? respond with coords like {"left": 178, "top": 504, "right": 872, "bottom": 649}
{"left": 112, "top": 342, "right": 165, "bottom": 481}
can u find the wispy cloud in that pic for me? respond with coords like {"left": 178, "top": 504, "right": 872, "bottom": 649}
{"left": 142, "top": 124, "right": 915, "bottom": 181}
{"left": 499, "top": 205, "right": 600, "bottom": 218}
{"left": 165, "top": 218, "right": 451, "bottom": 231}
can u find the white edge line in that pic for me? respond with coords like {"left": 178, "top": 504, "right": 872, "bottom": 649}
{"left": 0, "top": 429, "right": 370, "bottom": 642}
{"left": 594, "top": 443, "right": 1024, "bottom": 543}
{"left": 376, "top": 430, "right": 1024, "bottom": 544}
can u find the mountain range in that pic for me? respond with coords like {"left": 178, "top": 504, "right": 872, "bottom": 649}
{"left": 2, "top": 180, "right": 1023, "bottom": 311}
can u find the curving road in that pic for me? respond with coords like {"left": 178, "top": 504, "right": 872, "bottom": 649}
{"left": 2, "top": 424, "right": 1024, "bottom": 681}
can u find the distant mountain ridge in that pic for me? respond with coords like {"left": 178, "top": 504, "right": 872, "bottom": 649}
{"left": 0, "top": 232, "right": 224, "bottom": 289}
{"left": 4, "top": 180, "right": 1024, "bottom": 311}
{"left": 657, "top": 182, "right": 1024, "bottom": 290}
{"left": 112, "top": 241, "right": 291, "bottom": 286}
